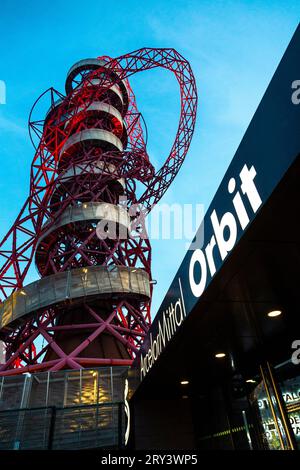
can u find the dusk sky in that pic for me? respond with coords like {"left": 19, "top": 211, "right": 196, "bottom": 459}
{"left": 0, "top": 0, "right": 299, "bottom": 314}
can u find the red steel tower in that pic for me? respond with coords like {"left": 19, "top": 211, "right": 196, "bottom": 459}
{"left": 0, "top": 49, "right": 197, "bottom": 376}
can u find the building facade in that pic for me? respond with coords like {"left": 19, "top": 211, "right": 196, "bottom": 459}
{"left": 130, "top": 24, "right": 300, "bottom": 451}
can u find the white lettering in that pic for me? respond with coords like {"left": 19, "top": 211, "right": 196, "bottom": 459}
{"left": 189, "top": 248, "right": 207, "bottom": 297}
{"left": 211, "top": 210, "right": 237, "bottom": 261}
{"left": 240, "top": 164, "right": 262, "bottom": 213}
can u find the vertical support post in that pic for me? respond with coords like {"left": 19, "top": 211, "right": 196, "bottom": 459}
{"left": 242, "top": 410, "right": 253, "bottom": 450}
{"left": 20, "top": 374, "right": 31, "bottom": 408}
{"left": 43, "top": 371, "right": 51, "bottom": 448}
{"left": 63, "top": 370, "right": 68, "bottom": 407}
{"left": 0, "top": 376, "right": 4, "bottom": 403}
{"left": 118, "top": 402, "right": 123, "bottom": 449}
{"left": 48, "top": 406, "right": 56, "bottom": 450}
{"left": 79, "top": 368, "right": 82, "bottom": 404}
{"left": 79, "top": 369, "right": 83, "bottom": 444}
{"left": 14, "top": 374, "right": 32, "bottom": 449}
{"left": 45, "top": 371, "right": 50, "bottom": 407}
{"left": 95, "top": 370, "right": 100, "bottom": 443}
{"left": 111, "top": 366, "right": 115, "bottom": 442}
{"left": 110, "top": 366, "right": 114, "bottom": 401}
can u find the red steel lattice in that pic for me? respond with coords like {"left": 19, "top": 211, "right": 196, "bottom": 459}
{"left": 0, "top": 48, "right": 197, "bottom": 375}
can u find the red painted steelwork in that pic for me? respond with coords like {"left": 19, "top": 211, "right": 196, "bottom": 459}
{"left": 0, "top": 48, "right": 197, "bottom": 375}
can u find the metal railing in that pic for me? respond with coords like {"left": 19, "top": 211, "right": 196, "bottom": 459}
{"left": 0, "top": 401, "right": 124, "bottom": 450}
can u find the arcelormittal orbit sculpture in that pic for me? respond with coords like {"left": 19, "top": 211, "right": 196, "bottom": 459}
{"left": 0, "top": 49, "right": 197, "bottom": 376}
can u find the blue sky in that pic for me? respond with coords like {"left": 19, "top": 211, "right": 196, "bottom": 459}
{"left": 0, "top": 0, "right": 299, "bottom": 315}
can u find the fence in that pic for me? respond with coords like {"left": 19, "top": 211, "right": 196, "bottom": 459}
{"left": 0, "top": 401, "right": 124, "bottom": 450}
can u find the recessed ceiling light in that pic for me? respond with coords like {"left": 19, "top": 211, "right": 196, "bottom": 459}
{"left": 180, "top": 380, "right": 189, "bottom": 385}
{"left": 267, "top": 310, "right": 282, "bottom": 318}
{"left": 215, "top": 353, "right": 226, "bottom": 358}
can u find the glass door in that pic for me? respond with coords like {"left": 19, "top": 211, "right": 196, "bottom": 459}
{"left": 249, "top": 362, "right": 296, "bottom": 450}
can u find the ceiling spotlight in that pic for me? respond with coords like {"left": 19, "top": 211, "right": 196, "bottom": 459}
{"left": 180, "top": 380, "right": 189, "bottom": 385}
{"left": 215, "top": 353, "right": 226, "bottom": 358}
{"left": 19, "top": 290, "right": 27, "bottom": 296}
{"left": 267, "top": 310, "right": 282, "bottom": 318}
